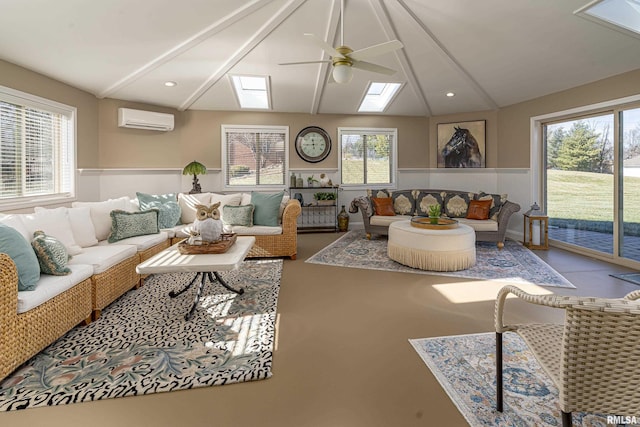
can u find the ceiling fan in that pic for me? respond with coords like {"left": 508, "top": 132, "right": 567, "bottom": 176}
{"left": 279, "top": 0, "right": 403, "bottom": 84}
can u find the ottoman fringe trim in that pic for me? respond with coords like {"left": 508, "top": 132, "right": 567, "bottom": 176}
{"left": 388, "top": 243, "right": 476, "bottom": 271}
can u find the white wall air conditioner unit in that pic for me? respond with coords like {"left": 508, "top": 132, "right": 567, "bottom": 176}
{"left": 117, "top": 108, "right": 174, "bottom": 131}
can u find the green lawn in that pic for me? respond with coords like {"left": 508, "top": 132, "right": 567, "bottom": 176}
{"left": 547, "top": 169, "right": 640, "bottom": 222}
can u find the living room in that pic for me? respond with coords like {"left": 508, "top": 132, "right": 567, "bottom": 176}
{"left": 2, "top": 1, "right": 640, "bottom": 426}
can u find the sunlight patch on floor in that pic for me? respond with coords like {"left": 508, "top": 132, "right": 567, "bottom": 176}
{"left": 433, "top": 280, "right": 553, "bottom": 304}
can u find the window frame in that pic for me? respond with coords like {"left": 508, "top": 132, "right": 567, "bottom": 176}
{"left": 338, "top": 127, "right": 397, "bottom": 189}
{"left": 0, "top": 85, "right": 77, "bottom": 210}
{"left": 221, "top": 124, "right": 289, "bottom": 191}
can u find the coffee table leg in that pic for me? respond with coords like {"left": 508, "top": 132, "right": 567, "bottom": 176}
{"left": 169, "top": 272, "right": 202, "bottom": 298}
{"left": 208, "top": 272, "right": 245, "bottom": 295}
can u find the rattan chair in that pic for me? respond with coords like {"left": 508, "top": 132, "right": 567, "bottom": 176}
{"left": 495, "top": 285, "right": 640, "bottom": 426}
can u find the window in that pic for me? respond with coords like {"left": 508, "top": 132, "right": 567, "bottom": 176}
{"left": 229, "top": 75, "right": 271, "bottom": 110}
{"left": 358, "top": 82, "right": 403, "bottom": 113}
{"left": 339, "top": 127, "right": 396, "bottom": 187}
{"left": 222, "top": 125, "right": 288, "bottom": 189}
{"left": 0, "top": 85, "right": 75, "bottom": 208}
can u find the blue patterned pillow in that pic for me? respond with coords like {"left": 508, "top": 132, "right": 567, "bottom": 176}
{"left": 223, "top": 204, "right": 254, "bottom": 226}
{"left": 31, "top": 231, "right": 71, "bottom": 275}
{"left": 108, "top": 209, "right": 159, "bottom": 243}
{"left": 444, "top": 192, "right": 474, "bottom": 218}
{"left": 136, "top": 192, "right": 181, "bottom": 228}
{"left": 416, "top": 191, "right": 445, "bottom": 216}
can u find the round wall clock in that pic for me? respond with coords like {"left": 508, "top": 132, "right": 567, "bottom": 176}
{"left": 295, "top": 126, "right": 331, "bottom": 163}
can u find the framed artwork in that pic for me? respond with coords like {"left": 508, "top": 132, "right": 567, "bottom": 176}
{"left": 437, "top": 120, "right": 486, "bottom": 168}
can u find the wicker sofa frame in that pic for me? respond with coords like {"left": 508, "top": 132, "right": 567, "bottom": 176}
{"left": 350, "top": 189, "right": 520, "bottom": 248}
{"left": 169, "top": 199, "right": 301, "bottom": 260}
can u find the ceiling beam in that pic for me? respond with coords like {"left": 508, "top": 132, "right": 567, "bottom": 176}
{"left": 97, "top": 0, "right": 274, "bottom": 99}
{"left": 369, "top": 0, "right": 432, "bottom": 116}
{"left": 179, "top": 0, "right": 307, "bottom": 111}
{"left": 395, "top": 0, "right": 498, "bottom": 110}
{"left": 310, "top": 0, "right": 341, "bottom": 115}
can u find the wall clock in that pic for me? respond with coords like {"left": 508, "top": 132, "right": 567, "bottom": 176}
{"left": 295, "top": 126, "right": 331, "bottom": 163}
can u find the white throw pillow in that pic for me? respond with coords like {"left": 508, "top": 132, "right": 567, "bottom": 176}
{"left": 20, "top": 209, "right": 82, "bottom": 255}
{"left": 34, "top": 206, "right": 98, "bottom": 248}
{"left": 178, "top": 193, "right": 213, "bottom": 224}
{"left": 209, "top": 193, "right": 242, "bottom": 223}
{"left": 72, "top": 196, "right": 133, "bottom": 241}
{"left": 0, "top": 214, "right": 31, "bottom": 242}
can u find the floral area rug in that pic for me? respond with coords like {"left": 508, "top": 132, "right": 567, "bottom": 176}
{"left": 307, "top": 230, "right": 574, "bottom": 288}
{"left": 410, "top": 333, "right": 610, "bottom": 426}
{"left": 0, "top": 259, "right": 282, "bottom": 411}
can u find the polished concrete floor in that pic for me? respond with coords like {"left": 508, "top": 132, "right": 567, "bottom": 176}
{"left": 1, "top": 233, "right": 637, "bottom": 427}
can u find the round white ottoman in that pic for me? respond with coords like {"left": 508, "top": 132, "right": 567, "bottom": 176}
{"left": 387, "top": 221, "right": 476, "bottom": 271}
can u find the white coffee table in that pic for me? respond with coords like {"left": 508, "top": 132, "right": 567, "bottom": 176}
{"left": 136, "top": 236, "right": 255, "bottom": 320}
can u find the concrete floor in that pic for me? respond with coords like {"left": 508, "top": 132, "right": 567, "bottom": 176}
{"left": 1, "top": 233, "right": 637, "bottom": 427}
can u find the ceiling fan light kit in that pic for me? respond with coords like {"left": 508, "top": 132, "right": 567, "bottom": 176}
{"left": 333, "top": 63, "right": 353, "bottom": 84}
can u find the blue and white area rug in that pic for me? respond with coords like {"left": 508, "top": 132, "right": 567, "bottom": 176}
{"left": 0, "top": 259, "right": 282, "bottom": 411}
{"left": 410, "top": 333, "right": 610, "bottom": 426}
{"left": 307, "top": 230, "right": 574, "bottom": 288}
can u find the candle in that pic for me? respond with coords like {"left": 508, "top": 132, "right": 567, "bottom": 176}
{"left": 532, "top": 221, "right": 541, "bottom": 246}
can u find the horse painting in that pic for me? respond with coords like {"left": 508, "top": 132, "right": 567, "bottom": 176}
{"left": 441, "top": 126, "right": 483, "bottom": 168}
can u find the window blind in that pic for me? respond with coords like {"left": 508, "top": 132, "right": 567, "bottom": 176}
{"left": 340, "top": 128, "right": 395, "bottom": 185}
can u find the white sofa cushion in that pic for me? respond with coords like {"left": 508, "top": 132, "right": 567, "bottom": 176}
{"left": 72, "top": 197, "right": 135, "bottom": 241}
{"left": 232, "top": 225, "right": 282, "bottom": 236}
{"left": 17, "top": 264, "right": 94, "bottom": 313}
{"left": 68, "top": 244, "right": 137, "bottom": 274}
{"left": 34, "top": 206, "right": 99, "bottom": 248}
{"left": 456, "top": 218, "right": 499, "bottom": 232}
{"left": 370, "top": 215, "right": 412, "bottom": 227}
{"left": 20, "top": 210, "right": 82, "bottom": 255}
{"left": 98, "top": 231, "right": 169, "bottom": 251}
{"left": 209, "top": 193, "right": 242, "bottom": 223}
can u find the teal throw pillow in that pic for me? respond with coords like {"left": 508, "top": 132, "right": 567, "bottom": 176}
{"left": 108, "top": 209, "right": 160, "bottom": 243}
{"left": 251, "top": 191, "right": 284, "bottom": 226}
{"left": 223, "top": 204, "right": 254, "bottom": 227}
{"left": 31, "top": 231, "right": 71, "bottom": 275}
{"left": 0, "top": 224, "right": 40, "bottom": 291}
{"left": 136, "top": 192, "right": 181, "bottom": 228}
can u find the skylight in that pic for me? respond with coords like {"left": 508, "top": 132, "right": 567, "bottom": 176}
{"left": 230, "top": 75, "right": 271, "bottom": 110}
{"left": 575, "top": 0, "right": 640, "bottom": 39}
{"left": 358, "top": 82, "right": 403, "bottom": 113}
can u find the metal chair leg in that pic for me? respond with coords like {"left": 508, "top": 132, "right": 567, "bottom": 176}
{"left": 561, "top": 411, "right": 572, "bottom": 427}
{"left": 496, "top": 332, "right": 503, "bottom": 412}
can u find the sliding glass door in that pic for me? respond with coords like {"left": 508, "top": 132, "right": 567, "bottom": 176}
{"left": 620, "top": 108, "right": 640, "bottom": 262}
{"left": 544, "top": 105, "right": 640, "bottom": 264}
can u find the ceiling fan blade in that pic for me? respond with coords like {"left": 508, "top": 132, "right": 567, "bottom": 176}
{"left": 351, "top": 60, "right": 397, "bottom": 76}
{"left": 279, "top": 60, "right": 332, "bottom": 66}
{"left": 303, "top": 33, "right": 343, "bottom": 58}
{"left": 349, "top": 40, "right": 403, "bottom": 61}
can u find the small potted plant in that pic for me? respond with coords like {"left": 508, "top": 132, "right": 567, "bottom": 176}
{"left": 428, "top": 204, "right": 441, "bottom": 224}
{"left": 307, "top": 175, "right": 319, "bottom": 187}
{"left": 314, "top": 191, "right": 337, "bottom": 206}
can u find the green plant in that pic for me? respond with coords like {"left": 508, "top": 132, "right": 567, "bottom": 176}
{"left": 307, "top": 174, "right": 319, "bottom": 184}
{"left": 428, "top": 204, "right": 441, "bottom": 218}
{"left": 314, "top": 192, "right": 336, "bottom": 201}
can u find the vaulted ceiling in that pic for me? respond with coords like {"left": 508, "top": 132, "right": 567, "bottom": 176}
{"left": 1, "top": 0, "right": 640, "bottom": 117}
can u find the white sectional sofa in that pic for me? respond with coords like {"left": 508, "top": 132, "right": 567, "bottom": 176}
{"left": 0, "top": 190, "right": 301, "bottom": 381}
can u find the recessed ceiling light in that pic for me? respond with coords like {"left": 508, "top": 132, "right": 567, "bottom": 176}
{"left": 164, "top": 81, "right": 177, "bottom": 87}
{"left": 446, "top": 92, "right": 455, "bottom": 97}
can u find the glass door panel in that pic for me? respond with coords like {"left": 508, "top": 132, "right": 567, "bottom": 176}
{"left": 545, "top": 114, "right": 614, "bottom": 254}
{"left": 620, "top": 108, "right": 640, "bottom": 262}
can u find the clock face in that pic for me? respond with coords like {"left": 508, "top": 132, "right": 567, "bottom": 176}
{"left": 295, "top": 126, "right": 331, "bottom": 163}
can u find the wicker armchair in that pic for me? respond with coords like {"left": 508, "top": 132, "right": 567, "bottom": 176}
{"left": 495, "top": 285, "right": 640, "bottom": 426}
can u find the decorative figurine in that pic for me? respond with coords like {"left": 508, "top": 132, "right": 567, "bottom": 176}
{"left": 192, "top": 202, "right": 223, "bottom": 242}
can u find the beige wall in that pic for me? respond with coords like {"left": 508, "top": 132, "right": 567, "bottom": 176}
{"left": 98, "top": 99, "right": 430, "bottom": 170}
{"left": 2, "top": 56, "right": 639, "bottom": 172}
{"left": 498, "top": 68, "right": 640, "bottom": 168}
{"left": 0, "top": 59, "right": 99, "bottom": 168}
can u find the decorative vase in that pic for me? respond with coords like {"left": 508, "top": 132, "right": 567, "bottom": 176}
{"left": 338, "top": 205, "right": 349, "bottom": 232}
{"left": 296, "top": 174, "right": 303, "bottom": 187}
{"left": 290, "top": 173, "right": 296, "bottom": 188}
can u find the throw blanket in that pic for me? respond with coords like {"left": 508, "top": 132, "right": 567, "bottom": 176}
{"left": 349, "top": 196, "right": 372, "bottom": 217}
